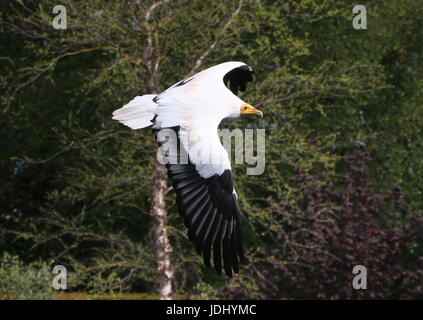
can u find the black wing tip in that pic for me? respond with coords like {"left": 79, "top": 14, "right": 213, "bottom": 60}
{"left": 223, "top": 64, "right": 254, "bottom": 95}
{"left": 239, "top": 63, "right": 254, "bottom": 72}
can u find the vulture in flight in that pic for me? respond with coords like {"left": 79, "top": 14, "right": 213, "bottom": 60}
{"left": 112, "top": 61, "right": 262, "bottom": 277}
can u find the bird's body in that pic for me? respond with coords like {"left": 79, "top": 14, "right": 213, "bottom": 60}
{"left": 112, "top": 61, "right": 262, "bottom": 277}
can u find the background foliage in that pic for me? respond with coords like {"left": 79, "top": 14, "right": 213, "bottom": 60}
{"left": 1, "top": 0, "right": 422, "bottom": 299}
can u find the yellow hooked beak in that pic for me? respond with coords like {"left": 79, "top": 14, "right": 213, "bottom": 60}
{"left": 240, "top": 103, "right": 263, "bottom": 117}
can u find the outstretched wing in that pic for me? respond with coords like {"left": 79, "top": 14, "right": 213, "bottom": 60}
{"left": 154, "top": 127, "right": 244, "bottom": 277}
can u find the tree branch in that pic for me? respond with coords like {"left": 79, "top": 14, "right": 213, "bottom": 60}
{"left": 139, "top": 0, "right": 172, "bottom": 92}
{"left": 145, "top": 0, "right": 172, "bottom": 22}
{"left": 187, "top": 0, "right": 244, "bottom": 77}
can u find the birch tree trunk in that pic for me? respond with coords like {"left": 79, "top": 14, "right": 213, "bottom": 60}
{"left": 146, "top": 82, "right": 174, "bottom": 301}
{"left": 150, "top": 162, "right": 173, "bottom": 300}
{"left": 138, "top": 0, "right": 174, "bottom": 300}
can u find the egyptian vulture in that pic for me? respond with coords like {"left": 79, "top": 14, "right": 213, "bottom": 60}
{"left": 112, "top": 61, "right": 262, "bottom": 277}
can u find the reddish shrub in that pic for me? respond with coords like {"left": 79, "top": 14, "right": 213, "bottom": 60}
{"left": 221, "top": 150, "right": 423, "bottom": 299}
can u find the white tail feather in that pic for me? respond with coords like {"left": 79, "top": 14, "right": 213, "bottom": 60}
{"left": 112, "top": 94, "right": 157, "bottom": 129}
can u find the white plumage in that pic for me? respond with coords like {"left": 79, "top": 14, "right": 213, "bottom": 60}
{"left": 112, "top": 61, "right": 262, "bottom": 277}
{"left": 112, "top": 94, "right": 156, "bottom": 129}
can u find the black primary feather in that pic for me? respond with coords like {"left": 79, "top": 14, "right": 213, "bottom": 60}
{"left": 223, "top": 64, "right": 254, "bottom": 95}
